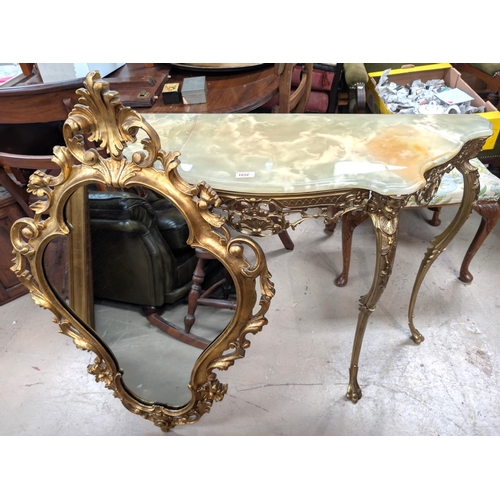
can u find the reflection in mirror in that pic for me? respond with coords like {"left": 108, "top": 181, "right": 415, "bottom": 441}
{"left": 43, "top": 235, "right": 69, "bottom": 305}
{"left": 43, "top": 184, "right": 236, "bottom": 408}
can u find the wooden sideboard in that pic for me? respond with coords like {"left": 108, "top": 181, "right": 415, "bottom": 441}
{"left": 0, "top": 188, "right": 28, "bottom": 305}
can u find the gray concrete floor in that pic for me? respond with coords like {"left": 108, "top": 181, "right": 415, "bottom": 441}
{"left": 1, "top": 204, "right": 499, "bottom": 435}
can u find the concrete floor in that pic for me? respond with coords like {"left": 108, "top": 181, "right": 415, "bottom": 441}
{"left": 1, "top": 204, "right": 499, "bottom": 436}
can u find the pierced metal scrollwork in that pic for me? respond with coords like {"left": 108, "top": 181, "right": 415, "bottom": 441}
{"left": 10, "top": 71, "right": 275, "bottom": 432}
{"left": 411, "top": 138, "right": 486, "bottom": 206}
{"left": 219, "top": 189, "right": 371, "bottom": 237}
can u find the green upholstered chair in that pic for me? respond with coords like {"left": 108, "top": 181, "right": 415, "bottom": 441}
{"left": 343, "top": 63, "right": 500, "bottom": 114}
{"left": 343, "top": 63, "right": 430, "bottom": 112}
{"left": 453, "top": 63, "right": 500, "bottom": 107}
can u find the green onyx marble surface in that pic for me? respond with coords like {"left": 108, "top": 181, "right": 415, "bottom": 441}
{"left": 132, "top": 114, "right": 492, "bottom": 196}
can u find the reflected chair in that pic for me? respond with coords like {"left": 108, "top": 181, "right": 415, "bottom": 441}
{"left": 88, "top": 189, "right": 223, "bottom": 350}
{"left": 335, "top": 158, "right": 500, "bottom": 286}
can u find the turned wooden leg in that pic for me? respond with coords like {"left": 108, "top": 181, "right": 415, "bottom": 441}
{"left": 459, "top": 201, "right": 500, "bottom": 283}
{"left": 0, "top": 166, "right": 33, "bottom": 217}
{"left": 427, "top": 207, "right": 442, "bottom": 227}
{"left": 325, "top": 220, "right": 337, "bottom": 232}
{"left": 185, "top": 253, "right": 207, "bottom": 333}
{"left": 487, "top": 91, "right": 499, "bottom": 108}
{"left": 335, "top": 210, "right": 369, "bottom": 287}
{"left": 278, "top": 230, "right": 294, "bottom": 250}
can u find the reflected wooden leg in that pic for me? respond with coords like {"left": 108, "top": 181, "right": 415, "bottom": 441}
{"left": 336, "top": 210, "right": 369, "bottom": 287}
{"left": 408, "top": 160, "right": 481, "bottom": 344}
{"left": 185, "top": 249, "right": 237, "bottom": 334}
{"left": 185, "top": 252, "right": 207, "bottom": 334}
{"left": 346, "top": 195, "right": 404, "bottom": 403}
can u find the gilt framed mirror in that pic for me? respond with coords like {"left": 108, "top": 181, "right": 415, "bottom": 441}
{"left": 10, "top": 71, "right": 274, "bottom": 432}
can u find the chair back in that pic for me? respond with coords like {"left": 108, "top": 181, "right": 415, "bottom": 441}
{"left": 275, "top": 63, "right": 313, "bottom": 113}
{"left": 0, "top": 79, "right": 85, "bottom": 216}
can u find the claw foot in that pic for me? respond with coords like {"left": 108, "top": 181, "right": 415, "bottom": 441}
{"left": 346, "top": 365, "right": 362, "bottom": 403}
{"left": 410, "top": 328, "right": 425, "bottom": 345}
{"left": 346, "top": 380, "right": 362, "bottom": 404}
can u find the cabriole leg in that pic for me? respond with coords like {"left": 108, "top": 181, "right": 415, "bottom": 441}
{"left": 408, "top": 159, "right": 481, "bottom": 343}
{"left": 459, "top": 201, "right": 500, "bottom": 283}
{"left": 346, "top": 195, "right": 405, "bottom": 403}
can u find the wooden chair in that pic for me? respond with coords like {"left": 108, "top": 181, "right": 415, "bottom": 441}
{"left": 183, "top": 64, "right": 314, "bottom": 333}
{"left": 342, "top": 63, "right": 430, "bottom": 113}
{"left": 0, "top": 64, "right": 170, "bottom": 217}
{"left": 335, "top": 158, "right": 500, "bottom": 286}
{"left": 453, "top": 63, "right": 500, "bottom": 108}
{"left": 0, "top": 79, "right": 84, "bottom": 216}
{"left": 274, "top": 63, "right": 314, "bottom": 113}
{"left": 273, "top": 63, "right": 314, "bottom": 250}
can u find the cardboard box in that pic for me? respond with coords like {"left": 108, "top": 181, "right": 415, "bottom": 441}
{"left": 366, "top": 63, "right": 500, "bottom": 151}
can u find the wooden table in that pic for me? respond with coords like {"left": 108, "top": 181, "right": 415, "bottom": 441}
{"left": 151, "top": 63, "right": 280, "bottom": 113}
{"left": 1, "top": 63, "right": 280, "bottom": 114}
{"left": 83, "top": 63, "right": 280, "bottom": 113}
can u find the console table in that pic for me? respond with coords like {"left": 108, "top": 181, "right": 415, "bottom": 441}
{"left": 135, "top": 112, "right": 493, "bottom": 402}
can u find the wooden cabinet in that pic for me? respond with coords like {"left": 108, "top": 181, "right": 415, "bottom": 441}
{"left": 0, "top": 188, "right": 28, "bottom": 305}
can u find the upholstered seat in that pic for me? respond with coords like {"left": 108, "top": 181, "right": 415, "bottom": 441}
{"left": 408, "top": 159, "right": 500, "bottom": 207}
{"left": 335, "top": 158, "right": 500, "bottom": 286}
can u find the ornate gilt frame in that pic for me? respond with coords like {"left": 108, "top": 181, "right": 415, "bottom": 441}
{"left": 10, "top": 71, "right": 275, "bottom": 432}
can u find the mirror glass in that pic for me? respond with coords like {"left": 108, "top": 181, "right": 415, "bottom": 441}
{"left": 43, "top": 184, "right": 236, "bottom": 408}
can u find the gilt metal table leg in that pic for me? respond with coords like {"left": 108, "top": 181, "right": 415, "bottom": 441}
{"left": 346, "top": 195, "right": 406, "bottom": 403}
{"left": 408, "top": 159, "right": 481, "bottom": 344}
